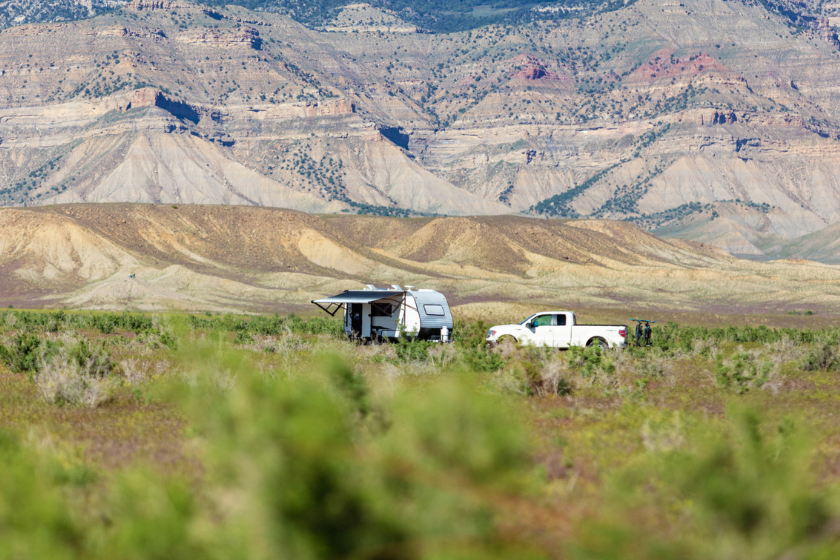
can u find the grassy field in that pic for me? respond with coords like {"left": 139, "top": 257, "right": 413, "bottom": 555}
{"left": 2, "top": 309, "right": 840, "bottom": 558}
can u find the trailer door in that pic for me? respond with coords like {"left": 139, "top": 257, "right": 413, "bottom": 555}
{"left": 348, "top": 304, "right": 363, "bottom": 337}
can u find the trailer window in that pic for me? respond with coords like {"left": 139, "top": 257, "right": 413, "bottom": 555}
{"left": 423, "top": 304, "right": 445, "bottom": 316}
{"left": 371, "top": 303, "right": 396, "bottom": 317}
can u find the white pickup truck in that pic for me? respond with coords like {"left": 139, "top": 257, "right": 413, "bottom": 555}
{"left": 486, "top": 311, "right": 627, "bottom": 349}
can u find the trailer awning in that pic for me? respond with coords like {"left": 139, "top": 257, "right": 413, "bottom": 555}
{"left": 313, "top": 291, "right": 403, "bottom": 304}
{"left": 312, "top": 290, "right": 404, "bottom": 316}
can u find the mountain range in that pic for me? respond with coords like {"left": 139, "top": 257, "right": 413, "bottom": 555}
{"left": 4, "top": 0, "right": 840, "bottom": 259}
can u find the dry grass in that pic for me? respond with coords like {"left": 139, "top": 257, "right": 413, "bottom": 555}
{"left": 34, "top": 339, "right": 116, "bottom": 408}
{"left": 35, "top": 360, "right": 115, "bottom": 409}
{"left": 0, "top": 367, "right": 190, "bottom": 472}
{"left": 119, "top": 358, "right": 171, "bottom": 385}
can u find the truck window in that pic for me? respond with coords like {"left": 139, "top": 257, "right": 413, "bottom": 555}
{"left": 554, "top": 314, "right": 567, "bottom": 326}
{"left": 423, "top": 304, "right": 445, "bottom": 316}
{"left": 532, "top": 315, "right": 552, "bottom": 327}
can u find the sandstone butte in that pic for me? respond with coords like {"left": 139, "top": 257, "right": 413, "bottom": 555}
{"left": 4, "top": 0, "right": 840, "bottom": 260}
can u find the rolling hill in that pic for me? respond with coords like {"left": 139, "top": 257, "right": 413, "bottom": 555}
{"left": 3, "top": 203, "right": 840, "bottom": 316}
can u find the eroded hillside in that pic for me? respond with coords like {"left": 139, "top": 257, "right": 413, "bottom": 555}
{"left": 2, "top": 203, "right": 840, "bottom": 314}
{"left": 4, "top": 0, "right": 840, "bottom": 255}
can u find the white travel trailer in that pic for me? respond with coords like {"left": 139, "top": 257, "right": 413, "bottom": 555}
{"left": 312, "top": 285, "right": 454, "bottom": 342}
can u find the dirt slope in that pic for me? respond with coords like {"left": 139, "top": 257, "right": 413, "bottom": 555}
{"left": 776, "top": 223, "right": 840, "bottom": 264}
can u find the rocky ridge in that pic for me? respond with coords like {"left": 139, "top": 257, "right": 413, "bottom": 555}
{"left": 0, "top": 0, "right": 117, "bottom": 29}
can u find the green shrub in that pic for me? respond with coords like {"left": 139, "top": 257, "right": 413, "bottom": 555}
{"left": 518, "top": 359, "right": 573, "bottom": 396}
{"left": 158, "top": 329, "right": 178, "bottom": 350}
{"left": 801, "top": 342, "right": 840, "bottom": 371}
{"left": 460, "top": 344, "right": 505, "bottom": 372}
{"left": 565, "top": 345, "right": 614, "bottom": 377}
{"left": 0, "top": 333, "right": 45, "bottom": 374}
{"left": 383, "top": 375, "right": 532, "bottom": 488}
{"left": 394, "top": 335, "right": 432, "bottom": 362}
{"left": 232, "top": 331, "right": 254, "bottom": 345}
{"left": 65, "top": 339, "right": 114, "bottom": 378}
{"left": 450, "top": 319, "right": 504, "bottom": 372}
{"left": 654, "top": 322, "right": 828, "bottom": 350}
{"left": 521, "top": 359, "right": 543, "bottom": 394}
{"left": 452, "top": 318, "right": 489, "bottom": 349}
{"left": 186, "top": 313, "right": 344, "bottom": 338}
{"left": 715, "top": 352, "right": 771, "bottom": 394}
{"left": 0, "top": 311, "right": 167, "bottom": 339}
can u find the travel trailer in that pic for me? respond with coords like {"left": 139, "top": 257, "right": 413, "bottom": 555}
{"left": 312, "top": 285, "right": 454, "bottom": 342}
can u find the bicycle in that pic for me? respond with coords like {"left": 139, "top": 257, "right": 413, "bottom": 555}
{"left": 630, "top": 318, "right": 657, "bottom": 347}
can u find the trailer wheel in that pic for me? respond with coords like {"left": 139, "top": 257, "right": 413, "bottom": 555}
{"left": 587, "top": 338, "right": 608, "bottom": 349}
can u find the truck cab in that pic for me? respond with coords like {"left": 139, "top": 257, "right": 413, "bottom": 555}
{"left": 517, "top": 312, "right": 574, "bottom": 347}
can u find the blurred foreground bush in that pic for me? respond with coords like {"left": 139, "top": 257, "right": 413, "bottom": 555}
{"left": 0, "top": 347, "right": 544, "bottom": 560}
{"left": 572, "top": 409, "right": 840, "bottom": 559}
{"left": 0, "top": 431, "right": 84, "bottom": 560}
{"left": 197, "top": 355, "right": 537, "bottom": 560}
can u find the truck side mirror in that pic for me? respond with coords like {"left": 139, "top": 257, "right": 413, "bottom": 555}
{"left": 525, "top": 322, "right": 533, "bottom": 329}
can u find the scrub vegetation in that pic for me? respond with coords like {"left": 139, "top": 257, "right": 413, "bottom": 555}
{"left": 2, "top": 309, "right": 840, "bottom": 558}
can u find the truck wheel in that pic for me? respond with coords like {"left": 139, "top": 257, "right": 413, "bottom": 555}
{"left": 587, "top": 338, "right": 608, "bottom": 349}
{"left": 490, "top": 335, "right": 517, "bottom": 349}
